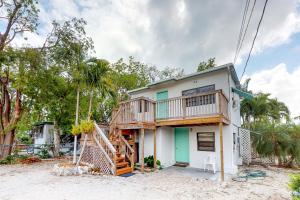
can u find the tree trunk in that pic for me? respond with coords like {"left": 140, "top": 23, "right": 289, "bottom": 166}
{"left": 88, "top": 90, "right": 93, "bottom": 120}
{"left": 53, "top": 121, "right": 60, "bottom": 157}
{"left": 76, "top": 133, "right": 87, "bottom": 167}
{"left": 0, "top": 81, "right": 22, "bottom": 159}
{"left": 1, "top": 130, "right": 14, "bottom": 158}
{"left": 73, "top": 86, "right": 80, "bottom": 163}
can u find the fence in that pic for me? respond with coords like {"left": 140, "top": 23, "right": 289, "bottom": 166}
{"left": 0, "top": 143, "right": 79, "bottom": 158}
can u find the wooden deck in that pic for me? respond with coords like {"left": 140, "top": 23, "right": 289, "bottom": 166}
{"left": 156, "top": 115, "right": 229, "bottom": 126}
{"left": 112, "top": 90, "right": 229, "bottom": 129}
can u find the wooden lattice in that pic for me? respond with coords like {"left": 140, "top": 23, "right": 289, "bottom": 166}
{"left": 81, "top": 145, "right": 114, "bottom": 175}
{"left": 251, "top": 150, "right": 275, "bottom": 164}
{"left": 239, "top": 128, "right": 251, "bottom": 165}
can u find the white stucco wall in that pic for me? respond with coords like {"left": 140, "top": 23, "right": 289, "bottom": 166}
{"left": 34, "top": 124, "right": 54, "bottom": 145}
{"left": 189, "top": 125, "right": 238, "bottom": 174}
{"left": 132, "top": 68, "right": 241, "bottom": 174}
{"left": 156, "top": 127, "right": 175, "bottom": 167}
{"left": 138, "top": 127, "right": 175, "bottom": 168}
{"left": 130, "top": 69, "right": 231, "bottom": 101}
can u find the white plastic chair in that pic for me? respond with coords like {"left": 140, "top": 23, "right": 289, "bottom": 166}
{"left": 203, "top": 153, "right": 216, "bottom": 174}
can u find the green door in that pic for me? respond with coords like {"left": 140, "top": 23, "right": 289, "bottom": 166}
{"left": 175, "top": 127, "right": 189, "bottom": 163}
{"left": 156, "top": 91, "right": 168, "bottom": 119}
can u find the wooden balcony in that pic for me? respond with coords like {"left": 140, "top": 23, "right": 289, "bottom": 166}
{"left": 113, "top": 97, "right": 156, "bottom": 129}
{"left": 155, "top": 90, "right": 229, "bottom": 126}
{"left": 112, "top": 90, "right": 229, "bottom": 129}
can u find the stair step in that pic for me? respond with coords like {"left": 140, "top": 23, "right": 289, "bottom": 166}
{"left": 116, "top": 156, "right": 125, "bottom": 162}
{"left": 116, "top": 166, "right": 133, "bottom": 176}
{"left": 116, "top": 161, "right": 128, "bottom": 168}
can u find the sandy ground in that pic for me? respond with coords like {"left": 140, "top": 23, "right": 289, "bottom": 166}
{"left": 0, "top": 160, "right": 296, "bottom": 200}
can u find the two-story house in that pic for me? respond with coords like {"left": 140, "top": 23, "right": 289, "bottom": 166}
{"left": 82, "top": 63, "right": 248, "bottom": 180}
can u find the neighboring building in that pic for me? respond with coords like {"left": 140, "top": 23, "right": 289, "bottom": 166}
{"left": 82, "top": 63, "right": 250, "bottom": 178}
{"left": 31, "top": 122, "right": 54, "bottom": 146}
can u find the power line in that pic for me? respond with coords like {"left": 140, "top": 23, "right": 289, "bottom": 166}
{"left": 235, "top": 0, "right": 257, "bottom": 64}
{"left": 234, "top": 0, "right": 251, "bottom": 64}
{"left": 240, "top": 0, "right": 269, "bottom": 80}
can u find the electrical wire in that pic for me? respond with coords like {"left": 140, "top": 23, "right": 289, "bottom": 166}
{"left": 234, "top": 0, "right": 257, "bottom": 64}
{"left": 234, "top": 0, "right": 251, "bottom": 64}
{"left": 240, "top": 0, "right": 269, "bottom": 80}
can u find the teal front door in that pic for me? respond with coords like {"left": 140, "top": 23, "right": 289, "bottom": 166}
{"left": 175, "top": 127, "right": 189, "bottom": 163}
{"left": 156, "top": 91, "right": 168, "bottom": 119}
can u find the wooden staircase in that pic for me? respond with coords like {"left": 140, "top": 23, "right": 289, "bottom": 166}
{"left": 87, "top": 107, "right": 135, "bottom": 176}
{"left": 115, "top": 153, "right": 132, "bottom": 176}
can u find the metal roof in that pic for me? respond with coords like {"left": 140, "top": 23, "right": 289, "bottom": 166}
{"left": 33, "top": 121, "right": 54, "bottom": 126}
{"left": 128, "top": 63, "right": 240, "bottom": 95}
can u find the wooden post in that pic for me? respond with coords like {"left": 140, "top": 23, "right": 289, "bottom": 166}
{"left": 142, "top": 99, "right": 145, "bottom": 122}
{"left": 153, "top": 128, "right": 157, "bottom": 169}
{"left": 141, "top": 128, "right": 145, "bottom": 172}
{"left": 113, "top": 154, "right": 117, "bottom": 175}
{"left": 182, "top": 98, "right": 186, "bottom": 118}
{"left": 219, "top": 122, "right": 224, "bottom": 181}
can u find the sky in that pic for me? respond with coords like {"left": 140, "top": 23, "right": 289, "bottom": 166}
{"left": 11, "top": 0, "right": 300, "bottom": 117}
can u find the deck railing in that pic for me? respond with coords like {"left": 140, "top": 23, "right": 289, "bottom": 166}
{"left": 115, "top": 97, "right": 156, "bottom": 124}
{"left": 113, "top": 90, "right": 229, "bottom": 125}
{"left": 155, "top": 90, "right": 228, "bottom": 120}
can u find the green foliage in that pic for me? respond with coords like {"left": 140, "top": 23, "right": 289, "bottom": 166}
{"left": 16, "top": 132, "right": 32, "bottom": 145}
{"left": 0, "top": 155, "right": 17, "bottom": 165}
{"left": 37, "top": 147, "right": 51, "bottom": 159}
{"left": 249, "top": 113, "right": 300, "bottom": 166}
{"left": 144, "top": 155, "right": 162, "bottom": 168}
{"left": 241, "top": 93, "right": 290, "bottom": 126}
{"left": 0, "top": 154, "right": 29, "bottom": 165}
{"left": 79, "top": 120, "right": 95, "bottom": 134}
{"left": 197, "top": 58, "right": 216, "bottom": 72}
{"left": 111, "top": 56, "right": 184, "bottom": 100}
{"left": 289, "top": 174, "right": 300, "bottom": 200}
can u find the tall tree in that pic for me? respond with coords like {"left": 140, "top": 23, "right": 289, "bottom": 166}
{"left": 46, "top": 18, "right": 93, "bottom": 159}
{"left": 197, "top": 57, "right": 216, "bottom": 72}
{"left": 0, "top": 0, "right": 39, "bottom": 158}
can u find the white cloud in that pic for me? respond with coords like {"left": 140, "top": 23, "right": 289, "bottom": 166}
{"left": 10, "top": 0, "right": 300, "bottom": 72}
{"left": 247, "top": 63, "right": 300, "bottom": 118}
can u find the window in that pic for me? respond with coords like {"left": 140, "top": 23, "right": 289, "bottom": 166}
{"left": 185, "top": 94, "right": 215, "bottom": 107}
{"left": 138, "top": 100, "right": 149, "bottom": 113}
{"left": 182, "top": 84, "right": 215, "bottom": 96}
{"left": 33, "top": 126, "right": 44, "bottom": 139}
{"left": 182, "top": 85, "right": 216, "bottom": 107}
{"left": 197, "top": 132, "right": 215, "bottom": 151}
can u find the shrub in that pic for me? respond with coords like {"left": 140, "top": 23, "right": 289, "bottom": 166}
{"left": 80, "top": 120, "right": 95, "bottom": 134}
{"left": 71, "top": 125, "right": 81, "bottom": 136}
{"left": 289, "top": 174, "right": 300, "bottom": 200}
{"left": 16, "top": 132, "right": 32, "bottom": 145}
{"left": 0, "top": 155, "right": 17, "bottom": 165}
{"left": 144, "top": 155, "right": 161, "bottom": 168}
{"left": 37, "top": 146, "right": 51, "bottom": 159}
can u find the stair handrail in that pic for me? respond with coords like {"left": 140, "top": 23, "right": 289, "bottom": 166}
{"left": 95, "top": 122, "right": 116, "bottom": 153}
{"left": 117, "top": 132, "right": 135, "bottom": 169}
{"left": 94, "top": 122, "right": 117, "bottom": 174}
{"left": 109, "top": 107, "right": 121, "bottom": 126}
{"left": 119, "top": 133, "right": 134, "bottom": 153}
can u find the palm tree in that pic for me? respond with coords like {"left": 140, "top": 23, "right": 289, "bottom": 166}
{"left": 251, "top": 120, "right": 290, "bottom": 165}
{"left": 84, "top": 58, "right": 115, "bottom": 120}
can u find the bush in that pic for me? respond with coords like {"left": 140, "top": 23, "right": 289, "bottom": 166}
{"left": 16, "top": 132, "right": 32, "bottom": 145}
{"left": 37, "top": 146, "right": 51, "bottom": 159}
{"left": 289, "top": 174, "right": 300, "bottom": 200}
{"left": 0, "top": 155, "right": 17, "bottom": 165}
{"left": 144, "top": 155, "right": 161, "bottom": 168}
{"left": 71, "top": 124, "right": 81, "bottom": 136}
{"left": 80, "top": 120, "right": 95, "bottom": 134}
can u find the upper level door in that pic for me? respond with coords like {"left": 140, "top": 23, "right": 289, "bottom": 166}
{"left": 156, "top": 90, "right": 168, "bottom": 119}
